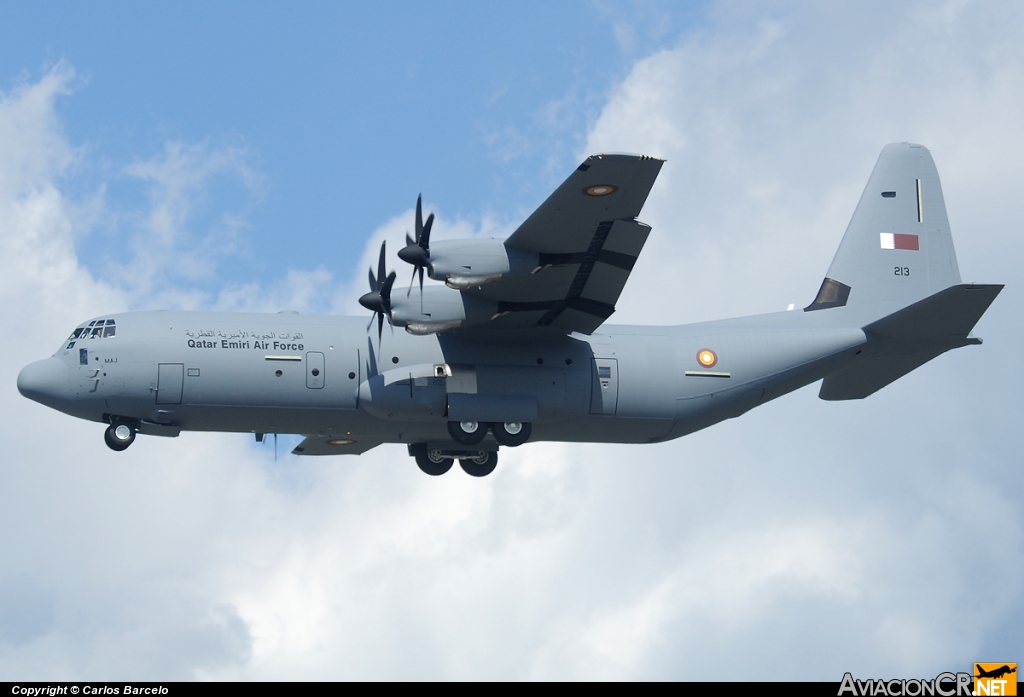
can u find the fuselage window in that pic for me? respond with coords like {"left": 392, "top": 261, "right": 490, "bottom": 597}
{"left": 79, "top": 348, "right": 88, "bottom": 365}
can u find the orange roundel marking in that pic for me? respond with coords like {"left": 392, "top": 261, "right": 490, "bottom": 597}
{"left": 583, "top": 184, "right": 618, "bottom": 196}
{"left": 697, "top": 349, "right": 718, "bottom": 368}
{"left": 327, "top": 439, "right": 356, "bottom": 446}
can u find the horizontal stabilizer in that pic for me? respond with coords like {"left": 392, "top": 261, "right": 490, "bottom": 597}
{"left": 863, "top": 283, "right": 1003, "bottom": 339}
{"left": 819, "top": 284, "right": 1002, "bottom": 400}
{"left": 292, "top": 436, "right": 383, "bottom": 456}
{"left": 819, "top": 349, "right": 947, "bottom": 400}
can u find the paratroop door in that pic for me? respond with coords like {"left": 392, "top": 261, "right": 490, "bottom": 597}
{"left": 590, "top": 358, "right": 618, "bottom": 415}
{"left": 156, "top": 363, "right": 184, "bottom": 404}
{"left": 306, "top": 351, "right": 325, "bottom": 389}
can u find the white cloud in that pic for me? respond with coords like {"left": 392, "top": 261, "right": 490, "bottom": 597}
{"left": 116, "top": 141, "right": 262, "bottom": 309}
{"left": 2, "top": 2, "right": 1023, "bottom": 680}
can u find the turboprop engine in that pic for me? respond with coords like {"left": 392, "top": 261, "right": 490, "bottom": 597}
{"left": 423, "top": 238, "right": 536, "bottom": 290}
{"left": 388, "top": 285, "right": 497, "bottom": 335}
{"left": 359, "top": 237, "right": 501, "bottom": 336}
{"left": 397, "top": 195, "right": 537, "bottom": 291}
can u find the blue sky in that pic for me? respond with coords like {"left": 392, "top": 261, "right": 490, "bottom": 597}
{"left": 0, "top": 2, "right": 703, "bottom": 298}
{"left": 1, "top": 1, "right": 1022, "bottom": 681}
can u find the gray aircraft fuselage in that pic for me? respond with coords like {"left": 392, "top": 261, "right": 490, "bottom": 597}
{"left": 22, "top": 308, "right": 866, "bottom": 447}
{"left": 16, "top": 143, "right": 1002, "bottom": 471}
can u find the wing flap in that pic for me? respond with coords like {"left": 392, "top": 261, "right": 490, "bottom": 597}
{"left": 466, "top": 219, "right": 654, "bottom": 336}
{"left": 446, "top": 155, "right": 662, "bottom": 337}
{"left": 580, "top": 260, "right": 631, "bottom": 306}
{"left": 602, "top": 217, "right": 651, "bottom": 257}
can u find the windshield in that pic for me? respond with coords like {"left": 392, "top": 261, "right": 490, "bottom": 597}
{"left": 67, "top": 319, "right": 116, "bottom": 344}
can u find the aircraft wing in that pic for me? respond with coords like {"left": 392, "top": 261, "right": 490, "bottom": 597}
{"left": 464, "top": 153, "right": 664, "bottom": 336}
{"left": 292, "top": 436, "right": 383, "bottom": 456}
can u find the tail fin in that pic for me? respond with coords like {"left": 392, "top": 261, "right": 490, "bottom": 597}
{"left": 811, "top": 143, "right": 1003, "bottom": 401}
{"left": 806, "top": 143, "right": 961, "bottom": 318}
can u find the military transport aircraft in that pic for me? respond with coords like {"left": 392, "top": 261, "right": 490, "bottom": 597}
{"left": 17, "top": 143, "right": 1001, "bottom": 477}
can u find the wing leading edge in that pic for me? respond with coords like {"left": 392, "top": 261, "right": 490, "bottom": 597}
{"left": 459, "top": 153, "right": 663, "bottom": 336}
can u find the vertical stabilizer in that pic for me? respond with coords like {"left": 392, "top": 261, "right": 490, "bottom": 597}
{"left": 806, "top": 143, "right": 961, "bottom": 318}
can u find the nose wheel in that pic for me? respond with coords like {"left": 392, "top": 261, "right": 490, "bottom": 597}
{"left": 104, "top": 422, "right": 136, "bottom": 451}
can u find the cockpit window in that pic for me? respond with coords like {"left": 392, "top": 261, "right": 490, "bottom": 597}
{"left": 68, "top": 319, "right": 116, "bottom": 341}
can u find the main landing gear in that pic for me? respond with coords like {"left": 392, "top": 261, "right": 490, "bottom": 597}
{"left": 104, "top": 421, "right": 136, "bottom": 451}
{"left": 447, "top": 421, "right": 532, "bottom": 447}
{"left": 410, "top": 444, "right": 499, "bottom": 477}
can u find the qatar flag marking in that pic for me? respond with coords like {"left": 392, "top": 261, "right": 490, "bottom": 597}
{"left": 879, "top": 233, "right": 919, "bottom": 250}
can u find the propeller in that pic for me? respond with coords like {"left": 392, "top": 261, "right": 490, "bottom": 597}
{"left": 358, "top": 241, "right": 396, "bottom": 340}
{"left": 398, "top": 194, "right": 434, "bottom": 296}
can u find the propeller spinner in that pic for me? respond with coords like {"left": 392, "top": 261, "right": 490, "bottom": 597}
{"left": 398, "top": 194, "right": 434, "bottom": 295}
{"left": 358, "top": 241, "right": 397, "bottom": 340}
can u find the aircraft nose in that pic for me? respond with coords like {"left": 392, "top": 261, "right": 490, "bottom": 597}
{"left": 17, "top": 357, "right": 69, "bottom": 408}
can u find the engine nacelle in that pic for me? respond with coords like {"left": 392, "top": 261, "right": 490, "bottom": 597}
{"left": 389, "top": 285, "right": 497, "bottom": 335}
{"left": 427, "top": 238, "right": 536, "bottom": 289}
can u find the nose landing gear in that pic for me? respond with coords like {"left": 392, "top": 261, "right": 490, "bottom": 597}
{"left": 104, "top": 421, "right": 136, "bottom": 451}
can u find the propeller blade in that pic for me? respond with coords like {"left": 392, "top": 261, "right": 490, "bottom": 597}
{"left": 376, "top": 241, "right": 386, "bottom": 290}
{"left": 377, "top": 312, "right": 384, "bottom": 341}
{"left": 415, "top": 194, "right": 423, "bottom": 242}
{"left": 381, "top": 271, "right": 396, "bottom": 315}
{"left": 397, "top": 196, "right": 433, "bottom": 293}
{"left": 421, "top": 213, "right": 433, "bottom": 249}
